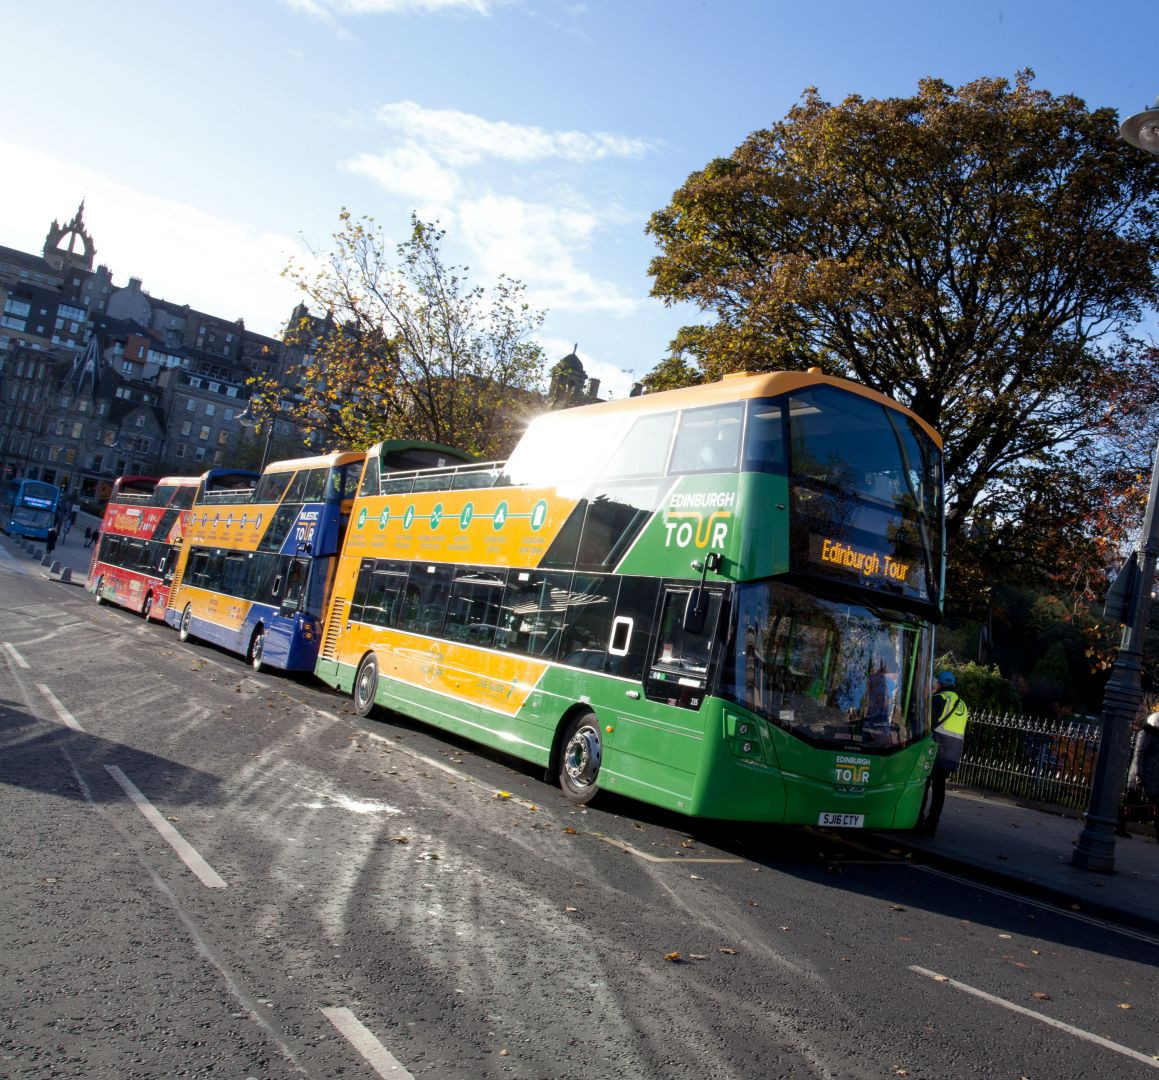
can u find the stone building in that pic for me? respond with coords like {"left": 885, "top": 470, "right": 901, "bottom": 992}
{"left": 0, "top": 204, "right": 310, "bottom": 506}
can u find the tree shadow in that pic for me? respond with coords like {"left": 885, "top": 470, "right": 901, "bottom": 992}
{"left": 0, "top": 694, "right": 223, "bottom": 805}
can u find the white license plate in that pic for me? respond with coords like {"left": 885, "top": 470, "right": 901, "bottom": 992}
{"left": 818, "top": 812, "right": 865, "bottom": 828}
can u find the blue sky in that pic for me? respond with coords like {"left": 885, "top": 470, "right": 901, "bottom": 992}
{"left": 2, "top": 0, "right": 1156, "bottom": 398}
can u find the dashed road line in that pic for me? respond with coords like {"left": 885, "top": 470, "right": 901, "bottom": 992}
{"left": 321, "top": 1007, "right": 415, "bottom": 1078}
{"left": 105, "top": 765, "right": 228, "bottom": 889}
{"left": 36, "top": 683, "right": 85, "bottom": 731}
{"left": 3, "top": 642, "right": 29, "bottom": 668}
{"left": 910, "top": 965, "right": 1159, "bottom": 1068}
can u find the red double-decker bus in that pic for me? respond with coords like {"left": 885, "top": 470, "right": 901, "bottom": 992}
{"left": 89, "top": 474, "right": 198, "bottom": 620}
{"left": 91, "top": 469, "right": 259, "bottom": 620}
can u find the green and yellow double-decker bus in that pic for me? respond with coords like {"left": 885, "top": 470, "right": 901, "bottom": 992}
{"left": 315, "top": 368, "right": 944, "bottom": 828}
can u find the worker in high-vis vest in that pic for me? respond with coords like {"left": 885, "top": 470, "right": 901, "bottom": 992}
{"left": 916, "top": 671, "right": 970, "bottom": 836}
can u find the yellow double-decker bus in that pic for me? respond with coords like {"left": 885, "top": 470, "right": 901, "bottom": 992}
{"left": 315, "top": 368, "right": 944, "bottom": 827}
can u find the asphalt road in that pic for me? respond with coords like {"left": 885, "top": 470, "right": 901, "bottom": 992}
{"left": 2, "top": 567, "right": 1158, "bottom": 1079}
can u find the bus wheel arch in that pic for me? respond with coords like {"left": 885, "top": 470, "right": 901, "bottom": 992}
{"left": 141, "top": 592, "right": 153, "bottom": 620}
{"left": 248, "top": 625, "right": 266, "bottom": 672}
{"left": 178, "top": 604, "right": 194, "bottom": 642}
{"left": 554, "top": 707, "right": 603, "bottom": 805}
{"left": 353, "top": 652, "right": 379, "bottom": 716}
{"left": 94, "top": 575, "right": 106, "bottom": 605}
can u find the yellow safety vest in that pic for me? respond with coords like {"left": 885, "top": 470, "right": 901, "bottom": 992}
{"left": 935, "top": 692, "right": 969, "bottom": 737}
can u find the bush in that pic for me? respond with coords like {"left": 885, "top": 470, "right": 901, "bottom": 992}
{"left": 934, "top": 655, "right": 1021, "bottom": 713}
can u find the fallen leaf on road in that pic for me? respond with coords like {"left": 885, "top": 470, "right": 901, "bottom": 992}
{"left": 564, "top": 827, "right": 577, "bottom": 834}
{"left": 664, "top": 952, "right": 681, "bottom": 962}
{"left": 388, "top": 835, "right": 409, "bottom": 844}
{"left": 719, "top": 947, "right": 737, "bottom": 955}
{"left": 1031, "top": 992, "right": 1051, "bottom": 1001}
{"left": 1118, "top": 1003, "right": 1133, "bottom": 1010}
{"left": 494, "top": 791, "right": 512, "bottom": 800}
{"left": 690, "top": 954, "right": 709, "bottom": 960}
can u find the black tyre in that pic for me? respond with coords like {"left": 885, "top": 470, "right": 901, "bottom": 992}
{"left": 178, "top": 604, "right": 194, "bottom": 642}
{"left": 94, "top": 576, "right": 106, "bottom": 605}
{"left": 248, "top": 626, "right": 266, "bottom": 672}
{"left": 141, "top": 593, "right": 152, "bottom": 620}
{"left": 558, "top": 711, "right": 602, "bottom": 805}
{"left": 353, "top": 654, "right": 379, "bottom": 716}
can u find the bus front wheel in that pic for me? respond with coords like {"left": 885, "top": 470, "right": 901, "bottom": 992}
{"left": 353, "top": 654, "right": 379, "bottom": 717}
{"left": 178, "top": 604, "right": 194, "bottom": 642}
{"left": 558, "top": 711, "right": 602, "bottom": 805}
{"left": 141, "top": 593, "right": 152, "bottom": 620}
{"left": 249, "top": 627, "right": 266, "bottom": 672}
{"left": 94, "top": 576, "right": 106, "bottom": 605}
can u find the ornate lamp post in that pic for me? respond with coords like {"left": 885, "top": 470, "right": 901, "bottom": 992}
{"left": 1072, "top": 97, "right": 1159, "bottom": 872}
{"left": 236, "top": 402, "right": 275, "bottom": 473}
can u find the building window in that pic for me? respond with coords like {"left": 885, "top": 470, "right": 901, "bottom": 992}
{"left": 71, "top": 422, "right": 83, "bottom": 439}
{"left": 205, "top": 403, "right": 216, "bottom": 417}
{"left": 181, "top": 420, "right": 192, "bottom": 436}
{"left": 175, "top": 443, "right": 186, "bottom": 458}
{"left": 135, "top": 415, "right": 146, "bottom": 428}
{"left": 194, "top": 447, "right": 206, "bottom": 462}
{"left": 217, "top": 430, "right": 230, "bottom": 445}
{"left": 199, "top": 425, "right": 210, "bottom": 441}
{"left": 186, "top": 398, "right": 197, "bottom": 411}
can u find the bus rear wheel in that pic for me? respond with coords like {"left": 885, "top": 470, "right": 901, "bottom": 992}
{"left": 353, "top": 654, "right": 379, "bottom": 717}
{"left": 178, "top": 604, "right": 194, "bottom": 642}
{"left": 558, "top": 711, "right": 602, "bottom": 805}
{"left": 249, "top": 627, "right": 266, "bottom": 672}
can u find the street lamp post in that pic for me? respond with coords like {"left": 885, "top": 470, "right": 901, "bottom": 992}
{"left": 1072, "top": 97, "right": 1159, "bottom": 873}
{"left": 236, "top": 402, "right": 274, "bottom": 472}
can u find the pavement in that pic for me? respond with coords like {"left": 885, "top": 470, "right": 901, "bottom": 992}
{"left": 3, "top": 524, "right": 1158, "bottom": 935}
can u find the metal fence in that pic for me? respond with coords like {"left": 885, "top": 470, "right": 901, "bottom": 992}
{"left": 955, "top": 711, "right": 1102, "bottom": 812}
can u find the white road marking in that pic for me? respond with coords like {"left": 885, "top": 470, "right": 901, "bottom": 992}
{"left": 321, "top": 1007, "right": 415, "bottom": 1078}
{"left": 36, "top": 683, "right": 84, "bottom": 732}
{"left": 105, "top": 765, "right": 228, "bottom": 889}
{"left": 593, "top": 833, "right": 744, "bottom": 864}
{"left": 910, "top": 965, "right": 1159, "bottom": 1069}
{"left": 3, "top": 642, "right": 30, "bottom": 668}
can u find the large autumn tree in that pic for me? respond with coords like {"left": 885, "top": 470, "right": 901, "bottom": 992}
{"left": 646, "top": 72, "right": 1159, "bottom": 569}
{"left": 269, "top": 210, "right": 547, "bottom": 458}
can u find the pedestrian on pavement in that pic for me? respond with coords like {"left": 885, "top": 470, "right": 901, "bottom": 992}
{"left": 84, "top": 525, "right": 93, "bottom": 547}
{"left": 45, "top": 526, "right": 58, "bottom": 557}
{"left": 68, "top": 501, "right": 79, "bottom": 527}
{"left": 1117, "top": 711, "right": 1159, "bottom": 841}
{"left": 916, "top": 670, "right": 970, "bottom": 836}
{"left": 60, "top": 514, "right": 72, "bottom": 540}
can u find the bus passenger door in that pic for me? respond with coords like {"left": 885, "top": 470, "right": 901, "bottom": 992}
{"left": 280, "top": 556, "right": 311, "bottom": 616}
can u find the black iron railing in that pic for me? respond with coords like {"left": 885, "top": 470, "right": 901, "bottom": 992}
{"left": 955, "top": 711, "right": 1102, "bottom": 812}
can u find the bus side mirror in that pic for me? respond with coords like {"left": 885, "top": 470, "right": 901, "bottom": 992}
{"left": 684, "top": 589, "right": 707, "bottom": 635}
{"left": 683, "top": 551, "right": 721, "bottom": 633}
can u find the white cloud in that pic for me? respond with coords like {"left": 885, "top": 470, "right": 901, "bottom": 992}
{"left": 342, "top": 145, "right": 460, "bottom": 205}
{"left": 0, "top": 141, "right": 309, "bottom": 339}
{"left": 340, "top": 102, "right": 660, "bottom": 319}
{"left": 373, "top": 101, "right": 657, "bottom": 165}
{"left": 458, "top": 193, "right": 637, "bottom": 317}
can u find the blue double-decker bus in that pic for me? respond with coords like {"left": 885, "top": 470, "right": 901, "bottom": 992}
{"left": 164, "top": 452, "right": 365, "bottom": 672}
{"left": 0, "top": 478, "right": 61, "bottom": 541}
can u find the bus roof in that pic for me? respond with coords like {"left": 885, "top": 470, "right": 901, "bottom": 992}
{"left": 547, "top": 368, "right": 942, "bottom": 447}
{"left": 262, "top": 450, "right": 366, "bottom": 474}
{"left": 111, "top": 475, "right": 160, "bottom": 497}
{"left": 368, "top": 440, "right": 476, "bottom": 470}
{"left": 155, "top": 475, "right": 202, "bottom": 488}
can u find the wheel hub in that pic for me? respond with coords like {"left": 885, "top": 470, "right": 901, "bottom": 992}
{"left": 563, "top": 726, "right": 601, "bottom": 787}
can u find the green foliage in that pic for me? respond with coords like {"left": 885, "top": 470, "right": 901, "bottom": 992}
{"left": 934, "top": 655, "right": 1021, "bottom": 713}
{"left": 277, "top": 211, "right": 548, "bottom": 458}
{"left": 646, "top": 71, "right": 1159, "bottom": 557}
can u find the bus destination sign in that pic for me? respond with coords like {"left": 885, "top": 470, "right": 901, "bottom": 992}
{"left": 809, "top": 534, "right": 926, "bottom": 598}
